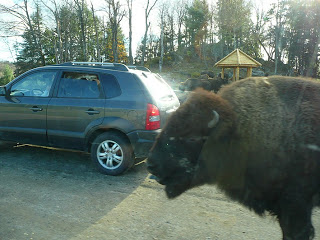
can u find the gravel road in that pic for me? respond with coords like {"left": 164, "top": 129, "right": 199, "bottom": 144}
{"left": 1, "top": 142, "right": 320, "bottom": 240}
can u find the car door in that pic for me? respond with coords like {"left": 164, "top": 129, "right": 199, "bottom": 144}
{"left": 0, "top": 70, "right": 58, "bottom": 144}
{"left": 47, "top": 71, "right": 105, "bottom": 150}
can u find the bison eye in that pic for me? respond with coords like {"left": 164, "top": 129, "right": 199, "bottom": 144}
{"left": 166, "top": 143, "right": 174, "bottom": 149}
{"left": 164, "top": 142, "right": 177, "bottom": 152}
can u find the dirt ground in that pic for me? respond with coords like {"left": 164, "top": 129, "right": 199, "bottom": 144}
{"left": 1, "top": 141, "right": 320, "bottom": 240}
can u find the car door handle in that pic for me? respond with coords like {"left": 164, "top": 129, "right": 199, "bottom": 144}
{"left": 85, "top": 109, "right": 100, "bottom": 115}
{"left": 29, "top": 106, "right": 43, "bottom": 112}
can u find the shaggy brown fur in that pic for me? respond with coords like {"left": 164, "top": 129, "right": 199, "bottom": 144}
{"left": 148, "top": 76, "right": 320, "bottom": 240}
{"left": 163, "top": 88, "right": 235, "bottom": 138}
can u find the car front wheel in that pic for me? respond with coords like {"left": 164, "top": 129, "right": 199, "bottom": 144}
{"left": 91, "top": 132, "right": 134, "bottom": 175}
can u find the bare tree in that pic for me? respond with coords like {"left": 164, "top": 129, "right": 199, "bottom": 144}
{"left": 167, "top": 7, "right": 175, "bottom": 53}
{"left": 252, "top": 5, "right": 272, "bottom": 60}
{"left": 174, "top": 0, "right": 187, "bottom": 50}
{"left": 105, "top": 0, "right": 125, "bottom": 63}
{"left": 208, "top": 3, "right": 214, "bottom": 45}
{"left": 270, "top": 0, "right": 288, "bottom": 74}
{"left": 41, "top": 0, "right": 63, "bottom": 63}
{"left": 141, "top": 0, "right": 158, "bottom": 66}
{"left": 0, "top": 0, "right": 46, "bottom": 65}
{"left": 126, "top": 0, "right": 133, "bottom": 64}
{"left": 158, "top": 2, "right": 167, "bottom": 72}
{"left": 91, "top": 2, "right": 101, "bottom": 61}
{"left": 74, "top": 0, "right": 87, "bottom": 61}
{"left": 306, "top": 35, "right": 320, "bottom": 77}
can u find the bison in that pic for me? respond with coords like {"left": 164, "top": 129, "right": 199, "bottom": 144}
{"left": 147, "top": 76, "right": 320, "bottom": 240}
{"left": 179, "top": 75, "right": 231, "bottom": 93}
{"left": 179, "top": 77, "right": 212, "bottom": 91}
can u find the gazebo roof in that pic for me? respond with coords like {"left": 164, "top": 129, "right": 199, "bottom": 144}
{"left": 214, "top": 49, "right": 262, "bottom": 68}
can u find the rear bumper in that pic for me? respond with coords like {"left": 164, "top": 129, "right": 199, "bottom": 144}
{"left": 127, "top": 129, "right": 161, "bottom": 158}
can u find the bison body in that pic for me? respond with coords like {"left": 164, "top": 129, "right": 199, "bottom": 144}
{"left": 147, "top": 76, "right": 320, "bottom": 240}
{"left": 179, "top": 76, "right": 231, "bottom": 93}
{"left": 179, "top": 78, "right": 211, "bottom": 91}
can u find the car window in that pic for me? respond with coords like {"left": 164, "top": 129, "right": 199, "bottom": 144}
{"left": 100, "top": 73, "right": 121, "bottom": 99}
{"left": 138, "top": 72, "right": 174, "bottom": 100}
{"left": 57, "top": 72, "right": 101, "bottom": 99}
{"left": 10, "top": 71, "right": 57, "bottom": 97}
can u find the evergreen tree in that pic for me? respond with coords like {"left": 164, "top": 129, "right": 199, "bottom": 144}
{"left": 15, "top": 5, "right": 48, "bottom": 74}
{"left": 11, "top": 0, "right": 128, "bottom": 73}
{"left": 184, "top": 0, "right": 209, "bottom": 59}
{"left": 102, "top": 25, "right": 128, "bottom": 63}
{"left": 215, "top": 0, "right": 253, "bottom": 57}
{"left": 0, "top": 65, "right": 14, "bottom": 85}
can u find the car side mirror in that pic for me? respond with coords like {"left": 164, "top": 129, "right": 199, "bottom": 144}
{"left": 0, "top": 86, "right": 7, "bottom": 96}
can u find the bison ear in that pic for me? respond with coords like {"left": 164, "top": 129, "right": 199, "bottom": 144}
{"left": 208, "top": 110, "right": 220, "bottom": 128}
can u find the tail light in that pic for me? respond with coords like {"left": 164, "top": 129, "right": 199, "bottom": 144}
{"left": 145, "top": 103, "right": 160, "bottom": 130}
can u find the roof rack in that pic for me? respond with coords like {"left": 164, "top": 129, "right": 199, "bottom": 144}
{"left": 58, "top": 62, "right": 129, "bottom": 71}
{"left": 127, "top": 65, "right": 151, "bottom": 72}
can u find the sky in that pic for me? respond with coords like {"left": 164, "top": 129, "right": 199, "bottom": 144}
{"left": 0, "top": 0, "right": 277, "bottom": 62}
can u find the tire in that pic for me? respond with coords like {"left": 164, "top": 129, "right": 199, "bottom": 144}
{"left": 90, "top": 132, "right": 134, "bottom": 175}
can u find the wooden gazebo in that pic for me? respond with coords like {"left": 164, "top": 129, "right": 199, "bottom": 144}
{"left": 214, "top": 49, "right": 262, "bottom": 81}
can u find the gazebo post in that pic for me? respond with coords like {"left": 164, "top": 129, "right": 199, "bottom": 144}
{"left": 233, "top": 68, "right": 236, "bottom": 81}
{"left": 221, "top": 68, "right": 225, "bottom": 79}
{"left": 236, "top": 67, "right": 240, "bottom": 81}
{"left": 247, "top": 67, "right": 252, "bottom": 77}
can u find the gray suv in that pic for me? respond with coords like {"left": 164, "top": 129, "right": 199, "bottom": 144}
{"left": 0, "top": 62, "right": 180, "bottom": 175}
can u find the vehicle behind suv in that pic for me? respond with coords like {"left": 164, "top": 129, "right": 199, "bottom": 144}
{"left": 0, "top": 62, "right": 180, "bottom": 175}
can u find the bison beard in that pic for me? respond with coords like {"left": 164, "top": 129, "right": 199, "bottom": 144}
{"left": 147, "top": 76, "right": 320, "bottom": 240}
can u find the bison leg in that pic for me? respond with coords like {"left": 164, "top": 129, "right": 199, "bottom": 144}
{"left": 278, "top": 195, "right": 314, "bottom": 240}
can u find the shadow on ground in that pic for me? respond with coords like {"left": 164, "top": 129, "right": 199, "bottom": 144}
{"left": 0, "top": 143, "right": 148, "bottom": 240}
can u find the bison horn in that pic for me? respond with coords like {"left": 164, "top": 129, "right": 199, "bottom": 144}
{"left": 208, "top": 110, "right": 220, "bottom": 128}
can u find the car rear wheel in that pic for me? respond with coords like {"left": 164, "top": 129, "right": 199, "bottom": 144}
{"left": 91, "top": 132, "right": 134, "bottom": 175}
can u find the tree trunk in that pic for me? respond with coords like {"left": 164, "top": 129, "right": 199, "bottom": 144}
{"left": 141, "top": 0, "right": 158, "bottom": 66}
{"left": 107, "top": 0, "right": 124, "bottom": 63}
{"left": 170, "top": 15, "right": 174, "bottom": 52}
{"left": 274, "top": 25, "right": 280, "bottom": 74}
{"left": 91, "top": 3, "right": 100, "bottom": 62}
{"left": 306, "top": 34, "right": 320, "bottom": 77}
{"left": 141, "top": 15, "right": 149, "bottom": 66}
{"left": 127, "top": 0, "right": 133, "bottom": 64}
{"left": 75, "top": 0, "right": 87, "bottom": 61}
{"left": 112, "top": 26, "right": 118, "bottom": 62}
{"left": 57, "top": 19, "right": 63, "bottom": 63}
{"left": 177, "top": 27, "right": 182, "bottom": 50}
{"left": 159, "top": 10, "right": 164, "bottom": 73}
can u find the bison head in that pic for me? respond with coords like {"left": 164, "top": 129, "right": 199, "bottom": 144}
{"left": 147, "top": 89, "right": 235, "bottom": 199}
{"left": 147, "top": 109, "right": 220, "bottom": 198}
